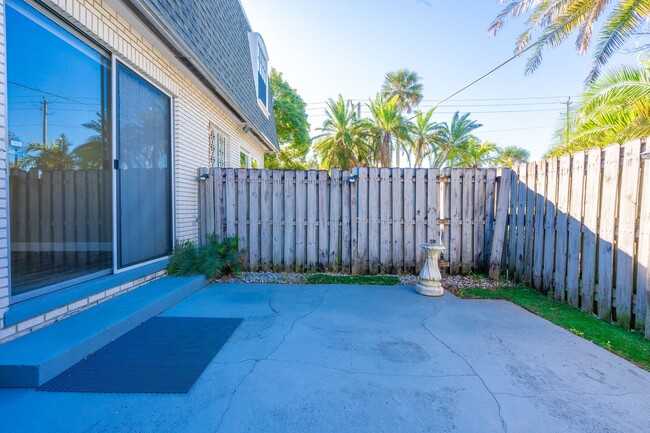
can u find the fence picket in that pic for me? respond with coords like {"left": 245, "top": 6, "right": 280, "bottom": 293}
{"left": 484, "top": 168, "right": 496, "bottom": 269}
{"left": 542, "top": 158, "right": 558, "bottom": 293}
{"left": 415, "top": 169, "right": 426, "bottom": 270}
{"left": 341, "top": 170, "right": 351, "bottom": 273}
{"left": 515, "top": 164, "right": 527, "bottom": 281}
{"left": 368, "top": 168, "right": 380, "bottom": 274}
{"left": 581, "top": 149, "right": 601, "bottom": 313}
{"left": 284, "top": 171, "right": 296, "bottom": 271}
{"left": 427, "top": 169, "right": 439, "bottom": 246}
{"left": 532, "top": 161, "right": 546, "bottom": 289}
{"left": 318, "top": 171, "right": 329, "bottom": 271}
{"left": 392, "top": 168, "right": 404, "bottom": 273}
{"left": 449, "top": 169, "right": 462, "bottom": 274}
{"left": 638, "top": 158, "right": 650, "bottom": 336}
{"left": 473, "top": 169, "right": 486, "bottom": 271}
{"left": 524, "top": 162, "right": 536, "bottom": 285}
{"left": 307, "top": 171, "right": 318, "bottom": 270}
{"left": 295, "top": 171, "right": 307, "bottom": 272}
{"left": 554, "top": 155, "right": 571, "bottom": 301}
{"left": 598, "top": 145, "right": 620, "bottom": 321}
{"left": 615, "top": 142, "right": 641, "bottom": 328}
{"left": 237, "top": 169, "right": 249, "bottom": 264}
{"left": 329, "top": 169, "right": 341, "bottom": 272}
{"left": 507, "top": 168, "right": 518, "bottom": 278}
{"left": 249, "top": 170, "right": 260, "bottom": 271}
{"left": 403, "top": 168, "right": 416, "bottom": 274}
{"left": 567, "top": 152, "right": 585, "bottom": 307}
{"left": 380, "top": 168, "right": 392, "bottom": 272}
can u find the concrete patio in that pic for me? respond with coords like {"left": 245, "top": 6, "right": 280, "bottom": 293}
{"left": 1, "top": 283, "right": 649, "bottom": 433}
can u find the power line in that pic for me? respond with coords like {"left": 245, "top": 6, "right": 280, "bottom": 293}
{"left": 8, "top": 81, "right": 101, "bottom": 107}
{"left": 432, "top": 44, "right": 537, "bottom": 108}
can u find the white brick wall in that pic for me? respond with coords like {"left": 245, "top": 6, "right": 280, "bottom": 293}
{"left": 0, "top": 270, "right": 165, "bottom": 343}
{"left": 0, "top": 0, "right": 271, "bottom": 332}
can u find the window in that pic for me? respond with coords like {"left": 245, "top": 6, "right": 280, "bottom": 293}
{"left": 209, "top": 128, "right": 228, "bottom": 168}
{"left": 248, "top": 32, "right": 269, "bottom": 113}
{"left": 251, "top": 158, "right": 259, "bottom": 169}
{"left": 257, "top": 45, "right": 268, "bottom": 107}
{"left": 7, "top": 0, "right": 113, "bottom": 296}
{"left": 240, "top": 152, "right": 248, "bottom": 168}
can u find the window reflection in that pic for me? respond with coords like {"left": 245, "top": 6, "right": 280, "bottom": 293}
{"left": 7, "top": 0, "right": 112, "bottom": 295}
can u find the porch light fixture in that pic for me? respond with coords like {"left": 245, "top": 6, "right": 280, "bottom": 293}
{"left": 347, "top": 174, "right": 358, "bottom": 184}
{"left": 642, "top": 150, "right": 650, "bottom": 160}
{"left": 242, "top": 124, "right": 251, "bottom": 134}
{"left": 199, "top": 173, "right": 210, "bottom": 181}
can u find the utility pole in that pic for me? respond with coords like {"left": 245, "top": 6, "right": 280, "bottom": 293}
{"left": 40, "top": 98, "right": 50, "bottom": 148}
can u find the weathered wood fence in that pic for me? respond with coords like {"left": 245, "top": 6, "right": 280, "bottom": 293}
{"left": 501, "top": 141, "right": 649, "bottom": 335}
{"left": 9, "top": 168, "right": 112, "bottom": 281}
{"left": 198, "top": 167, "right": 501, "bottom": 276}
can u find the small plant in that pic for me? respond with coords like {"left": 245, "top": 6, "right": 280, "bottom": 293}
{"left": 306, "top": 274, "right": 400, "bottom": 286}
{"left": 167, "top": 235, "right": 243, "bottom": 280}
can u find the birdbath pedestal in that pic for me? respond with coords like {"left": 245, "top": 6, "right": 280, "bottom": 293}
{"left": 415, "top": 243, "right": 445, "bottom": 297}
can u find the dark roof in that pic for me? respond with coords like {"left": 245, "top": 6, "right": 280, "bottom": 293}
{"left": 123, "top": 0, "right": 279, "bottom": 150}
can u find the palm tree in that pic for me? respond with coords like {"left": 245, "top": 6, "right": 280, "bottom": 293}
{"left": 382, "top": 69, "right": 424, "bottom": 166}
{"left": 449, "top": 138, "right": 497, "bottom": 168}
{"left": 382, "top": 69, "right": 424, "bottom": 113}
{"left": 490, "top": 0, "right": 650, "bottom": 83}
{"left": 21, "top": 134, "right": 76, "bottom": 170}
{"left": 313, "top": 96, "right": 367, "bottom": 170}
{"left": 406, "top": 109, "right": 442, "bottom": 168}
{"left": 492, "top": 145, "right": 531, "bottom": 168}
{"left": 548, "top": 62, "right": 650, "bottom": 156}
{"left": 73, "top": 114, "right": 110, "bottom": 169}
{"left": 367, "top": 95, "right": 408, "bottom": 167}
{"left": 432, "top": 112, "right": 483, "bottom": 168}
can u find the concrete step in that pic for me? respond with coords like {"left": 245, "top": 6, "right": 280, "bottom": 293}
{"left": 0, "top": 275, "right": 207, "bottom": 388}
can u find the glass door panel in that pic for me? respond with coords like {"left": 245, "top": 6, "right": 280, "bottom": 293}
{"left": 116, "top": 64, "right": 172, "bottom": 269}
{"left": 7, "top": 0, "right": 112, "bottom": 296}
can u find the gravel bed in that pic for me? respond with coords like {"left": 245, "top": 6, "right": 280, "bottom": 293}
{"left": 215, "top": 271, "right": 514, "bottom": 292}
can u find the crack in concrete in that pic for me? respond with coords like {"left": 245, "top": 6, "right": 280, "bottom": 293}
{"left": 265, "top": 357, "right": 477, "bottom": 380}
{"left": 421, "top": 314, "right": 508, "bottom": 433}
{"left": 495, "top": 389, "right": 650, "bottom": 399}
{"left": 214, "top": 287, "right": 329, "bottom": 433}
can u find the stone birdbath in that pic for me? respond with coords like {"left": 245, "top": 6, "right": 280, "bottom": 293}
{"left": 415, "top": 243, "right": 445, "bottom": 297}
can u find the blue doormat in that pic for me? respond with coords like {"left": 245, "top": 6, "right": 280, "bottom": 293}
{"left": 38, "top": 317, "right": 242, "bottom": 394}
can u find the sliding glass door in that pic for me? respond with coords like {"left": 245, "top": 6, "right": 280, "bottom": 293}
{"left": 6, "top": 1, "right": 173, "bottom": 298}
{"left": 116, "top": 64, "right": 172, "bottom": 269}
{"left": 7, "top": 0, "right": 113, "bottom": 296}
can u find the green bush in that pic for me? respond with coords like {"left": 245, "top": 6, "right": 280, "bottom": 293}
{"left": 167, "top": 235, "right": 243, "bottom": 280}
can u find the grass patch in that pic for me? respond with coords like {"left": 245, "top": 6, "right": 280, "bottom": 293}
{"left": 306, "top": 274, "right": 400, "bottom": 286}
{"left": 457, "top": 285, "right": 650, "bottom": 371}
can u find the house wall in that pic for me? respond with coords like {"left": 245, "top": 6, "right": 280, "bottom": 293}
{"left": 0, "top": 0, "right": 271, "bottom": 338}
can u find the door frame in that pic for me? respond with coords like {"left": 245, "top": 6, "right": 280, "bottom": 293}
{"left": 111, "top": 57, "right": 176, "bottom": 274}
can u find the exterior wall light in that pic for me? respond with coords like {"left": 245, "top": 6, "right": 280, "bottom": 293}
{"left": 347, "top": 174, "right": 358, "bottom": 184}
{"left": 242, "top": 124, "right": 251, "bottom": 134}
{"left": 199, "top": 173, "right": 210, "bottom": 181}
{"left": 641, "top": 150, "right": 650, "bottom": 160}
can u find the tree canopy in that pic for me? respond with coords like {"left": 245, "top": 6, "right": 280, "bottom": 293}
{"left": 265, "top": 68, "right": 311, "bottom": 169}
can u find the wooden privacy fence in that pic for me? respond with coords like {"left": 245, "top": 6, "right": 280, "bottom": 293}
{"left": 500, "top": 141, "right": 649, "bottom": 334}
{"left": 198, "top": 167, "right": 502, "bottom": 276}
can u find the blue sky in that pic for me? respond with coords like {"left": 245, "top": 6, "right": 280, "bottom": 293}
{"left": 240, "top": 0, "right": 637, "bottom": 161}
{"left": 7, "top": 0, "right": 107, "bottom": 155}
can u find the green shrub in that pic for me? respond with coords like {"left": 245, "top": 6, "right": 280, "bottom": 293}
{"left": 167, "top": 235, "right": 243, "bottom": 280}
